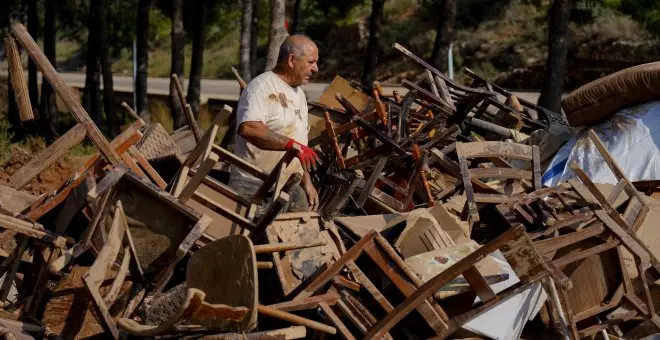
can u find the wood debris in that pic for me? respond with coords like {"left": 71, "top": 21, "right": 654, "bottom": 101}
{"left": 2, "top": 25, "right": 660, "bottom": 340}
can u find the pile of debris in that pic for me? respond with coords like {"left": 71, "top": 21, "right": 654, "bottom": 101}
{"left": 2, "top": 22, "right": 660, "bottom": 340}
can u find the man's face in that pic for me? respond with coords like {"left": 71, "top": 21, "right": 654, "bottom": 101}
{"left": 289, "top": 44, "right": 319, "bottom": 87}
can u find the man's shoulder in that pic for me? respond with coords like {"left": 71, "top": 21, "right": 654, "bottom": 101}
{"left": 246, "top": 71, "right": 278, "bottom": 92}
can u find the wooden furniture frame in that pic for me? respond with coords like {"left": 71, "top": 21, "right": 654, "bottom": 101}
{"left": 89, "top": 169, "right": 212, "bottom": 294}
{"left": 82, "top": 200, "right": 143, "bottom": 338}
{"left": 294, "top": 230, "right": 452, "bottom": 338}
{"left": 456, "top": 141, "right": 541, "bottom": 232}
{"left": 363, "top": 225, "right": 568, "bottom": 339}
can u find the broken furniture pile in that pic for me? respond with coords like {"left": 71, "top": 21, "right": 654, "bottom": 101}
{"left": 2, "top": 22, "right": 660, "bottom": 339}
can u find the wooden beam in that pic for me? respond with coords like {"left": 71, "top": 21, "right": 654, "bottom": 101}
{"left": 257, "top": 305, "right": 337, "bottom": 335}
{"left": 11, "top": 23, "right": 122, "bottom": 166}
{"left": 10, "top": 123, "right": 87, "bottom": 189}
{"left": 4, "top": 35, "right": 34, "bottom": 121}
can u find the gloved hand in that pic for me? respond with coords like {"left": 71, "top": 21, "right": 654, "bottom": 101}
{"left": 286, "top": 139, "right": 321, "bottom": 172}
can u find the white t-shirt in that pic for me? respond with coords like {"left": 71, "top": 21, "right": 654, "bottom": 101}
{"left": 229, "top": 71, "right": 309, "bottom": 196}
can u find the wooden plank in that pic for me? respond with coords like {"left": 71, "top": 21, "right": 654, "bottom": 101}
{"left": 251, "top": 191, "right": 289, "bottom": 237}
{"left": 213, "top": 144, "right": 268, "bottom": 181}
{"left": 346, "top": 261, "right": 395, "bottom": 313}
{"left": 103, "top": 247, "right": 131, "bottom": 307}
{"left": 188, "top": 168, "right": 250, "bottom": 206}
{"left": 0, "top": 213, "right": 67, "bottom": 248}
{"left": 333, "top": 276, "right": 361, "bottom": 292}
{"left": 363, "top": 243, "right": 447, "bottom": 332}
{"left": 468, "top": 168, "right": 533, "bottom": 181}
{"left": 553, "top": 240, "right": 619, "bottom": 268}
{"left": 179, "top": 153, "right": 219, "bottom": 202}
{"left": 257, "top": 305, "right": 337, "bottom": 335}
{"left": 180, "top": 105, "right": 228, "bottom": 169}
{"left": 535, "top": 225, "right": 605, "bottom": 254}
{"left": 463, "top": 265, "right": 498, "bottom": 303}
{"left": 456, "top": 141, "right": 533, "bottom": 160}
{"left": 10, "top": 123, "right": 87, "bottom": 189}
{"left": 192, "top": 192, "right": 255, "bottom": 231}
{"left": 434, "top": 75, "right": 456, "bottom": 111}
{"left": 4, "top": 35, "right": 34, "bottom": 121}
{"left": 569, "top": 170, "right": 631, "bottom": 230}
{"left": 336, "top": 298, "right": 369, "bottom": 333}
{"left": 295, "top": 231, "right": 378, "bottom": 300}
{"left": 595, "top": 210, "right": 651, "bottom": 267}
{"left": 325, "top": 111, "right": 346, "bottom": 169}
{"left": 254, "top": 240, "right": 326, "bottom": 254}
{"left": 356, "top": 156, "right": 388, "bottom": 208}
{"left": 319, "top": 302, "right": 356, "bottom": 340}
{"left": 364, "top": 226, "right": 525, "bottom": 339}
{"left": 0, "top": 237, "right": 28, "bottom": 301}
{"left": 12, "top": 23, "right": 121, "bottom": 165}
{"left": 128, "top": 146, "right": 167, "bottom": 190}
{"left": 267, "top": 292, "right": 340, "bottom": 312}
{"left": 588, "top": 130, "right": 648, "bottom": 204}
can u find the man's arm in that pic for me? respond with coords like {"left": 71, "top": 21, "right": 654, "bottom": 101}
{"left": 238, "top": 121, "right": 321, "bottom": 171}
{"left": 302, "top": 170, "right": 319, "bottom": 211}
{"left": 238, "top": 121, "right": 289, "bottom": 151}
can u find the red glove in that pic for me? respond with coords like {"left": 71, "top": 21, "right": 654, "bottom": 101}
{"left": 286, "top": 139, "right": 321, "bottom": 172}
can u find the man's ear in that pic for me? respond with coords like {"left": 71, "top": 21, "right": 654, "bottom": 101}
{"left": 287, "top": 54, "right": 296, "bottom": 68}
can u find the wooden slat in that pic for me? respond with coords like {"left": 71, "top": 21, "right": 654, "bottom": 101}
{"left": 179, "top": 153, "right": 219, "bottom": 202}
{"left": 534, "top": 225, "right": 605, "bottom": 254}
{"left": 213, "top": 144, "right": 268, "bottom": 181}
{"left": 10, "top": 123, "right": 87, "bottom": 189}
{"left": 294, "top": 231, "right": 377, "bottom": 299}
{"left": 553, "top": 240, "right": 619, "bottom": 268}
{"left": 267, "top": 292, "right": 340, "bottom": 312}
{"left": 463, "top": 265, "right": 498, "bottom": 303}
{"left": 346, "top": 261, "right": 395, "bottom": 313}
{"left": 456, "top": 141, "right": 533, "bottom": 160}
{"left": 128, "top": 146, "right": 167, "bottom": 190}
{"left": 468, "top": 167, "right": 532, "bottom": 181}
{"left": 192, "top": 192, "right": 255, "bottom": 231}
{"left": 12, "top": 23, "right": 121, "bottom": 165}
{"left": 4, "top": 36, "right": 34, "bottom": 121}
{"left": 319, "top": 302, "right": 356, "bottom": 340}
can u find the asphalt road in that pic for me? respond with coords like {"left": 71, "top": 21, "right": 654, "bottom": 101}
{"left": 14, "top": 71, "right": 540, "bottom": 104}
{"left": 53, "top": 72, "right": 541, "bottom": 104}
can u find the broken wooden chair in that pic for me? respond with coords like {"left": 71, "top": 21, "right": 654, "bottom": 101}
{"left": 456, "top": 141, "right": 542, "bottom": 233}
{"left": 82, "top": 200, "right": 144, "bottom": 338}
{"left": 86, "top": 169, "right": 212, "bottom": 294}
{"left": 359, "top": 225, "right": 568, "bottom": 339}
{"left": 293, "top": 230, "right": 457, "bottom": 339}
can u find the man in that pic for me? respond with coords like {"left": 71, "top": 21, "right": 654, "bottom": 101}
{"left": 229, "top": 35, "right": 321, "bottom": 212}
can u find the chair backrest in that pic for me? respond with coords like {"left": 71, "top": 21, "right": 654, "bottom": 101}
{"left": 456, "top": 141, "right": 541, "bottom": 227}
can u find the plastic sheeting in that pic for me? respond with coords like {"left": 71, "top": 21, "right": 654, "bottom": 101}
{"left": 543, "top": 101, "right": 660, "bottom": 187}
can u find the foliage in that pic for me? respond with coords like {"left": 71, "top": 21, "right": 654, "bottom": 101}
{"left": 0, "top": 121, "right": 13, "bottom": 167}
{"left": 606, "top": 0, "right": 660, "bottom": 36}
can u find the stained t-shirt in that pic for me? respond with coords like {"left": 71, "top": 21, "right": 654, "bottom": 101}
{"left": 229, "top": 71, "right": 309, "bottom": 196}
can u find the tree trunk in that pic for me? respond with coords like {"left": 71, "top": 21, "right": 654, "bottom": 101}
{"left": 265, "top": 0, "right": 287, "bottom": 71}
{"left": 39, "top": 0, "right": 57, "bottom": 139}
{"left": 83, "top": 1, "right": 102, "bottom": 127}
{"left": 430, "top": 0, "right": 457, "bottom": 73}
{"left": 26, "top": 0, "right": 39, "bottom": 110}
{"left": 361, "top": 0, "right": 385, "bottom": 87}
{"left": 136, "top": 0, "right": 150, "bottom": 122}
{"left": 96, "top": 0, "right": 118, "bottom": 137}
{"left": 250, "top": 0, "right": 259, "bottom": 76}
{"left": 291, "top": 0, "right": 302, "bottom": 34}
{"left": 170, "top": 0, "right": 186, "bottom": 129}
{"left": 7, "top": 0, "right": 23, "bottom": 141}
{"left": 538, "top": 0, "right": 571, "bottom": 114}
{"left": 187, "top": 0, "right": 206, "bottom": 118}
{"left": 240, "top": 0, "right": 252, "bottom": 81}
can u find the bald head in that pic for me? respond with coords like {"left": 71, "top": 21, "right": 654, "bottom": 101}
{"left": 277, "top": 35, "right": 317, "bottom": 65}
{"left": 274, "top": 35, "right": 319, "bottom": 87}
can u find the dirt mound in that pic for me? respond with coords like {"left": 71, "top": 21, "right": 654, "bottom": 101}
{"left": 0, "top": 144, "right": 77, "bottom": 196}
